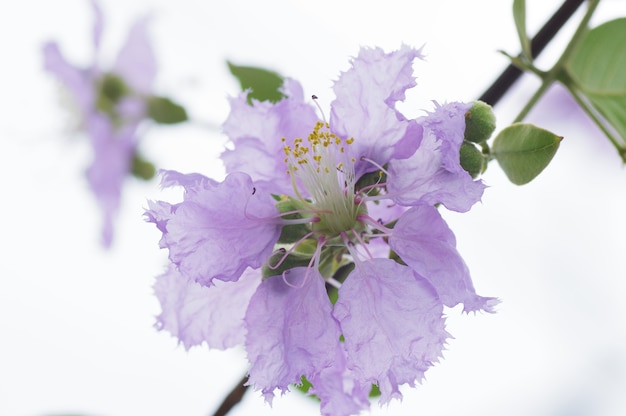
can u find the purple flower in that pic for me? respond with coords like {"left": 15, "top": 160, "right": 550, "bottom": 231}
{"left": 43, "top": 0, "right": 156, "bottom": 247}
{"left": 147, "top": 46, "right": 496, "bottom": 415}
{"left": 145, "top": 170, "right": 282, "bottom": 286}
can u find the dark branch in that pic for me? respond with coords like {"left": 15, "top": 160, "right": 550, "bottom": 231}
{"left": 211, "top": 374, "right": 250, "bottom": 416}
{"left": 478, "top": 0, "right": 585, "bottom": 106}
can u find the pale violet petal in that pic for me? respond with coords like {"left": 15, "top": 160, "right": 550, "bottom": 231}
{"left": 330, "top": 45, "right": 424, "bottom": 177}
{"left": 389, "top": 205, "right": 499, "bottom": 312}
{"left": 310, "top": 345, "right": 371, "bottom": 416}
{"left": 113, "top": 15, "right": 157, "bottom": 94}
{"left": 222, "top": 79, "right": 318, "bottom": 195}
{"left": 333, "top": 258, "right": 449, "bottom": 403}
{"left": 145, "top": 171, "right": 281, "bottom": 285}
{"left": 245, "top": 268, "right": 341, "bottom": 403}
{"left": 42, "top": 42, "right": 94, "bottom": 111}
{"left": 154, "top": 265, "right": 261, "bottom": 350}
{"left": 387, "top": 101, "right": 486, "bottom": 212}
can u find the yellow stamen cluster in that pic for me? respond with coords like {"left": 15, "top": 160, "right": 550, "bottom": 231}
{"left": 281, "top": 120, "right": 364, "bottom": 236}
{"left": 282, "top": 121, "right": 355, "bottom": 174}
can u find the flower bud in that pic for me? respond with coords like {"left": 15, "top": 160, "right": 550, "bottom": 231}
{"left": 464, "top": 100, "right": 496, "bottom": 143}
{"left": 459, "top": 141, "right": 485, "bottom": 179}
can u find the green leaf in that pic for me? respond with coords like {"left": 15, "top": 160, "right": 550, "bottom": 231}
{"left": 130, "top": 153, "right": 156, "bottom": 180}
{"left": 227, "top": 61, "right": 286, "bottom": 104}
{"left": 492, "top": 123, "right": 562, "bottom": 185}
{"left": 565, "top": 18, "right": 626, "bottom": 143}
{"left": 513, "top": 0, "right": 532, "bottom": 60}
{"left": 146, "top": 96, "right": 188, "bottom": 124}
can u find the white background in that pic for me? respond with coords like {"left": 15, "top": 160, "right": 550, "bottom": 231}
{"left": 1, "top": 0, "right": 626, "bottom": 415}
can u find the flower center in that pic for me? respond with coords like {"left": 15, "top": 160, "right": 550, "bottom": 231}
{"left": 282, "top": 121, "right": 365, "bottom": 236}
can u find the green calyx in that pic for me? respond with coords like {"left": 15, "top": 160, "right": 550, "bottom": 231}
{"left": 459, "top": 141, "right": 486, "bottom": 179}
{"left": 311, "top": 202, "right": 367, "bottom": 237}
{"left": 275, "top": 196, "right": 313, "bottom": 244}
{"left": 464, "top": 100, "right": 496, "bottom": 144}
{"left": 262, "top": 250, "right": 311, "bottom": 279}
{"left": 95, "top": 72, "right": 129, "bottom": 117}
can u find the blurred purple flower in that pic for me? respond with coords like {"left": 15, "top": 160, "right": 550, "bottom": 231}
{"left": 43, "top": 0, "right": 156, "bottom": 247}
{"left": 146, "top": 45, "right": 496, "bottom": 415}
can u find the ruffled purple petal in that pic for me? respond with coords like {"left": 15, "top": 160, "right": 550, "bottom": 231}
{"left": 90, "top": 0, "right": 104, "bottom": 54}
{"left": 333, "top": 258, "right": 449, "bottom": 403}
{"left": 222, "top": 79, "right": 318, "bottom": 194}
{"left": 145, "top": 171, "right": 281, "bottom": 286}
{"left": 330, "top": 45, "right": 424, "bottom": 177}
{"left": 389, "top": 205, "right": 498, "bottom": 313}
{"left": 387, "top": 101, "right": 486, "bottom": 212}
{"left": 42, "top": 42, "right": 94, "bottom": 112}
{"left": 154, "top": 265, "right": 261, "bottom": 350}
{"left": 310, "top": 346, "right": 371, "bottom": 416}
{"left": 85, "top": 113, "right": 137, "bottom": 247}
{"left": 113, "top": 15, "right": 156, "bottom": 94}
{"left": 245, "top": 268, "right": 341, "bottom": 403}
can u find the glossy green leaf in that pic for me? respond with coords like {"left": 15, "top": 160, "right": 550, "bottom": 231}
{"left": 566, "top": 18, "right": 626, "bottom": 143}
{"left": 227, "top": 61, "right": 286, "bottom": 104}
{"left": 146, "top": 96, "right": 188, "bottom": 124}
{"left": 492, "top": 123, "right": 562, "bottom": 185}
{"left": 513, "top": 0, "right": 532, "bottom": 60}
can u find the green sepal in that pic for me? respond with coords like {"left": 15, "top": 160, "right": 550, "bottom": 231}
{"left": 369, "top": 384, "right": 381, "bottom": 398}
{"left": 355, "top": 168, "right": 387, "bottom": 196}
{"left": 261, "top": 250, "right": 311, "bottom": 279}
{"left": 275, "top": 197, "right": 311, "bottom": 244}
{"left": 130, "top": 153, "right": 156, "bottom": 180}
{"left": 459, "top": 141, "right": 485, "bottom": 179}
{"left": 324, "top": 261, "right": 354, "bottom": 305}
{"left": 96, "top": 72, "right": 129, "bottom": 115}
{"left": 565, "top": 18, "right": 626, "bottom": 145}
{"left": 146, "top": 96, "right": 188, "bottom": 124}
{"left": 295, "top": 375, "right": 317, "bottom": 398}
{"left": 227, "top": 61, "right": 286, "bottom": 104}
{"left": 294, "top": 375, "right": 380, "bottom": 400}
{"left": 464, "top": 101, "right": 496, "bottom": 144}
{"left": 389, "top": 248, "right": 406, "bottom": 266}
{"left": 492, "top": 123, "right": 562, "bottom": 185}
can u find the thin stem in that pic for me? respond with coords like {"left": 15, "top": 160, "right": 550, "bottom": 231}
{"left": 564, "top": 84, "right": 626, "bottom": 160}
{"left": 211, "top": 374, "right": 249, "bottom": 416}
{"left": 512, "top": 78, "right": 554, "bottom": 122}
{"left": 513, "top": 0, "right": 601, "bottom": 122}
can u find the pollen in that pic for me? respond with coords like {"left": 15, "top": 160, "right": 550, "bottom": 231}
{"left": 282, "top": 119, "right": 363, "bottom": 236}
{"left": 283, "top": 121, "right": 355, "bottom": 174}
